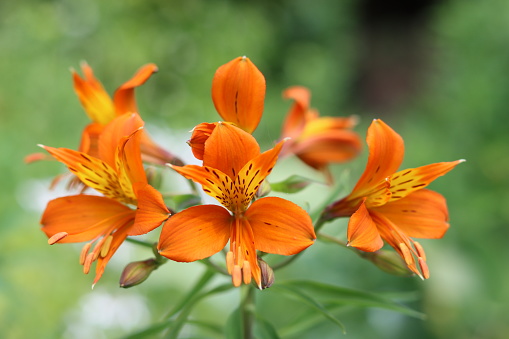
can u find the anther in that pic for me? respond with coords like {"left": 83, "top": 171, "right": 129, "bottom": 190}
{"left": 48, "top": 232, "right": 68, "bottom": 245}
{"left": 418, "top": 257, "right": 430, "bottom": 279}
{"left": 226, "top": 251, "right": 234, "bottom": 275}
{"left": 242, "top": 260, "right": 251, "bottom": 285}
{"left": 79, "top": 243, "right": 92, "bottom": 265}
{"left": 413, "top": 241, "right": 426, "bottom": 261}
{"left": 83, "top": 253, "right": 94, "bottom": 274}
{"left": 100, "top": 235, "right": 113, "bottom": 258}
{"left": 398, "top": 243, "right": 414, "bottom": 266}
{"left": 232, "top": 265, "right": 242, "bottom": 287}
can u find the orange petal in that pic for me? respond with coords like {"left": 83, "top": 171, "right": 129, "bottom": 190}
{"left": 233, "top": 138, "right": 287, "bottom": 206}
{"left": 130, "top": 183, "right": 170, "bottom": 236}
{"left": 351, "top": 119, "right": 404, "bottom": 198}
{"left": 98, "top": 113, "right": 144, "bottom": 168}
{"left": 158, "top": 205, "right": 231, "bottom": 262}
{"left": 372, "top": 189, "right": 449, "bottom": 239}
{"left": 370, "top": 211, "right": 424, "bottom": 278}
{"left": 291, "top": 130, "right": 362, "bottom": 170}
{"left": 188, "top": 122, "right": 217, "bottom": 160}
{"left": 300, "top": 116, "right": 359, "bottom": 139}
{"left": 212, "top": 56, "right": 265, "bottom": 133}
{"left": 388, "top": 160, "right": 465, "bottom": 202}
{"left": 281, "top": 86, "right": 310, "bottom": 138}
{"left": 78, "top": 122, "right": 104, "bottom": 158}
{"left": 73, "top": 62, "right": 116, "bottom": 125}
{"left": 246, "top": 197, "right": 315, "bottom": 255}
{"left": 41, "top": 195, "right": 135, "bottom": 243}
{"left": 40, "top": 145, "right": 134, "bottom": 204}
{"left": 113, "top": 63, "right": 158, "bottom": 115}
{"left": 347, "top": 199, "right": 384, "bottom": 252}
{"left": 202, "top": 122, "right": 260, "bottom": 179}
{"left": 169, "top": 164, "right": 232, "bottom": 207}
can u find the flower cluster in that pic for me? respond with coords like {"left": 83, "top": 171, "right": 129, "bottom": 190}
{"left": 32, "top": 56, "right": 463, "bottom": 290}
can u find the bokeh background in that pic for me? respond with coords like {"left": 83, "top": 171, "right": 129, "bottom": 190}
{"left": 1, "top": 0, "right": 507, "bottom": 338}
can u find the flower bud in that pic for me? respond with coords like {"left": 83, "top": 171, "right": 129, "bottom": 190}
{"left": 119, "top": 259, "right": 158, "bottom": 288}
{"left": 365, "top": 250, "right": 413, "bottom": 277}
{"left": 258, "top": 258, "right": 275, "bottom": 289}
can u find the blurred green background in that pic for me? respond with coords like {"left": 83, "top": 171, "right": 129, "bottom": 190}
{"left": 1, "top": 0, "right": 507, "bottom": 338}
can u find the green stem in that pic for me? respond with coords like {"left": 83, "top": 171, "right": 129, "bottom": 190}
{"left": 242, "top": 285, "right": 256, "bottom": 339}
{"left": 200, "top": 257, "right": 229, "bottom": 276}
{"left": 125, "top": 238, "right": 155, "bottom": 248}
{"left": 317, "top": 232, "right": 367, "bottom": 257}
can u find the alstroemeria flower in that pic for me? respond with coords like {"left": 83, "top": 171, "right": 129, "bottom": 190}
{"left": 40, "top": 113, "right": 170, "bottom": 285}
{"left": 72, "top": 62, "right": 181, "bottom": 165}
{"left": 211, "top": 56, "right": 266, "bottom": 133}
{"left": 324, "top": 119, "right": 464, "bottom": 279}
{"left": 279, "top": 86, "right": 362, "bottom": 183}
{"left": 158, "top": 123, "right": 315, "bottom": 288}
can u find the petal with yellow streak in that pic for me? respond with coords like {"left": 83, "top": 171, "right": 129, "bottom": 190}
{"left": 113, "top": 63, "right": 158, "bottom": 115}
{"left": 40, "top": 145, "right": 133, "bottom": 203}
{"left": 246, "top": 197, "right": 315, "bottom": 255}
{"left": 158, "top": 205, "right": 231, "bottom": 262}
{"left": 387, "top": 160, "right": 464, "bottom": 202}
{"left": 212, "top": 57, "right": 265, "bottom": 133}
{"left": 351, "top": 119, "right": 404, "bottom": 198}
{"left": 72, "top": 62, "right": 116, "bottom": 125}
{"left": 203, "top": 122, "right": 260, "bottom": 180}
{"left": 372, "top": 189, "right": 449, "bottom": 239}
{"left": 130, "top": 183, "right": 170, "bottom": 236}
{"left": 347, "top": 199, "right": 384, "bottom": 252}
{"left": 41, "top": 195, "right": 135, "bottom": 243}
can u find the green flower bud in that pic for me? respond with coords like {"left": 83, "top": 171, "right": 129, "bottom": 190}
{"left": 119, "top": 259, "right": 158, "bottom": 288}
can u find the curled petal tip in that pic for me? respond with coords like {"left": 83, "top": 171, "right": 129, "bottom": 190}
{"left": 91, "top": 283, "right": 96, "bottom": 290}
{"left": 459, "top": 159, "right": 466, "bottom": 163}
{"left": 165, "top": 163, "right": 174, "bottom": 169}
{"left": 37, "top": 144, "right": 45, "bottom": 149}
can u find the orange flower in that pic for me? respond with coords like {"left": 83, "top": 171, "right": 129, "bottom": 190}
{"left": 158, "top": 123, "right": 315, "bottom": 288}
{"left": 324, "top": 119, "right": 464, "bottom": 279}
{"left": 72, "top": 62, "right": 180, "bottom": 165}
{"left": 40, "top": 113, "right": 170, "bottom": 285}
{"left": 211, "top": 56, "right": 266, "bottom": 133}
{"left": 279, "top": 86, "right": 362, "bottom": 183}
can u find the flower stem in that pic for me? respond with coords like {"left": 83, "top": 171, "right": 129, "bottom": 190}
{"left": 242, "top": 285, "right": 256, "bottom": 339}
{"left": 125, "top": 237, "right": 155, "bottom": 248}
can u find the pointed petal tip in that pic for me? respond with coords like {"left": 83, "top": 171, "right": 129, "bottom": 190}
{"left": 459, "top": 159, "right": 466, "bottom": 163}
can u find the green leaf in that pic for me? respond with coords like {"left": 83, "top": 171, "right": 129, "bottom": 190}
{"left": 254, "top": 315, "right": 281, "bottom": 339}
{"left": 166, "top": 193, "right": 201, "bottom": 211}
{"left": 187, "top": 319, "right": 223, "bottom": 335}
{"left": 278, "top": 280, "right": 425, "bottom": 319}
{"left": 270, "top": 175, "right": 318, "bottom": 193}
{"left": 225, "top": 307, "right": 243, "bottom": 339}
{"left": 271, "top": 285, "right": 347, "bottom": 334}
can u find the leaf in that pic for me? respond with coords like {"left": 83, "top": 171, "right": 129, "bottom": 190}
{"left": 225, "top": 307, "right": 243, "bottom": 339}
{"left": 278, "top": 280, "right": 425, "bottom": 319}
{"left": 270, "top": 175, "right": 318, "bottom": 193}
{"left": 271, "top": 285, "right": 346, "bottom": 334}
{"left": 254, "top": 315, "right": 280, "bottom": 339}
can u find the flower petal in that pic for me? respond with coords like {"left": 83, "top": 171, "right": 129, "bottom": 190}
{"left": 372, "top": 189, "right": 449, "bottom": 239}
{"left": 351, "top": 119, "right": 404, "bottom": 198}
{"left": 78, "top": 122, "right": 104, "bottom": 158}
{"left": 188, "top": 122, "right": 217, "bottom": 160}
{"left": 202, "top": 122, "right": 260, "bottom": 179}
{"left": 113, "top": 63, "right": 158, "bottom": 115}
{"left": 158, "top": 205, "right": 231, "bottom": 262}
{"left": 41, "top": 195, "right": 135, "bottom": 243}
{"left": 246, "top": 197, "right": 315, "bottom": 255}
{"left": 347, "top": 199, "right": 384, "bottom": 252}
{"left": 281, "top": 86, "right": 310, "bottom": 138}
{"left": 39, "top": 145, "right": 133, "bottom": 203}
{"left": 212, "top": 56, "right": 265, "bottom": 133}
{"left": 130, "top": 183, "right": 170, "bottom": 236}
{"left": 72, "top": 62, "right": 116, "bottom": 125}
{"left": 291, "top": 130, "right": 362, "bottom": 170}
{"left": 388, "top": 160, "right": 465, "bottom": 202}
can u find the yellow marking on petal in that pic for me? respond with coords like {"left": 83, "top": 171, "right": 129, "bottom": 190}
{"left": 48, "top": 232, "right": 68, "bottom": 245}
{"left": 226, "top": 251, "right": 234, "bottom": 275}
{"left": 80, "top": 243, "right": 92, "bottom": 265}
{"left": 242, "top": 260, "right": 251, "bottom": 284}
{"left": 232, "top": 265, "right": 242, "bottom": 287}
{"left": 100, "top": 235, "right": 113, "bottom": 258}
